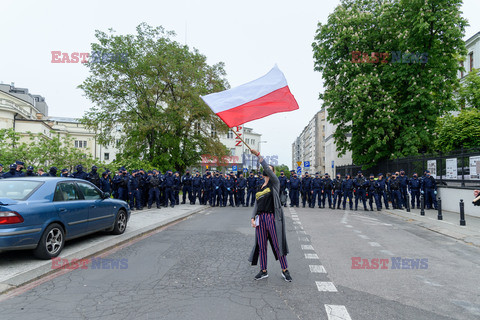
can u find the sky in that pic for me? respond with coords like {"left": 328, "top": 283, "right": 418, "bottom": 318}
{"left": 1, "top": 0, "right": 479, "bottom": 168}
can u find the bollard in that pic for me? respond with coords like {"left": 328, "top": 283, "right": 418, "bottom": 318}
{"left": 459, "top": 199, "right": 466, "bottom": 226}
{"left": 406, "top": 193, "right": 410, "bottom": 212}
{"left": 420, "top": 194, "right": 425, "bottom": 216}
{"left": 437, "top": 197, "right": 442, "bottom": 220}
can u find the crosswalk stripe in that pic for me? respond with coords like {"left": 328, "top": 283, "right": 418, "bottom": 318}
{"left": 301, "top": 244, "right": 314, "bottom": 250}
{"left": 369, "top": 242, "right": 381, "bottom": 247}
{"left": 325, "top": 304, "right": 352, "bottom": 320}
{"left": 309, "top": 265, "right": 326, "bottom": 273}
{"left": 305, "top": 253, "right": 319, "bottom": 259}
{"left": 316, "top": 282, "right": 338, "bottom": 292}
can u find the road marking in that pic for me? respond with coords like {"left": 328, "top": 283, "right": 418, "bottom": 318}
{"left": 298, "top": 236, "right": 310, "bottom": 242}
{"left": 380, "top": 250, "right": 395, "bottom": 256}
{"left": 292, "top": 217, "right": 300, "bottom": 221}
{"left": 305, "top": 253, "right": 319, "bottom": 259}
{"left": 358, "top": 234, "right": 369, "bottom": 239}
{"left": 345, "top": 225, "right": 353, "bottom": 228}
{"left": 353, "top": 230, "right": 362, "bottom": 233}
{"left": 309, "top": 265, "right": 326, "bottom": 273}
{"left": 325, "top": 305, "right": 352, "bottom": 320}
{"left": 301, "top": 244, "right": 314, "bottom": 250}
{"left": 354, "top": 215, "right": 379, "bottom": 221}
{"left": 294, "top": 225, "right": 304, "bottom": 230}
{"left": 316, "top": 282, "right": 338, "bottom": 292}
{"left": 293, "top": 221, "right": 301, "bottom": 225}
{"left": 341, "top": 212, "right": 349, "bottom": 224}
{"left": 414, "top": 275, "right": 444, "bottom": 287}
{"left": 296, "top": 230, "right": 307, "bottom": 234}
{"left": 369, "top": 242, "right": 381, "bottom": 247}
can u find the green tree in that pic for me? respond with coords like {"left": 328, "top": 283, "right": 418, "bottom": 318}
{"left": 458, "top": 68, "right": 480, "bottom": 109}
{"left": 434, "top": 108, "right": 480, "bottom": 152}
{"left": 312, "top": 0, "right": 467, "bottom": 168}
{"left": 79, "top": 23, "right": 230, "bottom": 172}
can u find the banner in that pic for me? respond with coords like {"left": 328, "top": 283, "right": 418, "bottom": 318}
{"left": 470, "top": 156, "right": 480, "bottom": 179}
{"left": 427, "top": 160, "right": 437, "bottom": 177}
{"left": 446, "top": 158, "right": 457, "bottom": 179}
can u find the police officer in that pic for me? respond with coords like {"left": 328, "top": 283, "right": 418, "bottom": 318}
{"left": 113, "top": 168, "right": 129, "bottom": 201}
{"left": 128, "top": 170, "right": 142, "bottom": 210}
{"left": 408, "top": 172, "right": 421, "bottom": 209}
{"left": 301, "top": 172, "right": 312, "bottom": 208}
{"left": 192, "top": 171, "right": 203, "bottom": 205}
{"left": 87, "top": 165, "right": 101, "bottom": 188}
{"left": 332, "top": 174, "right": 343, "bottom": 210}
{"left": 235, "top": 173, "right": 247, "bottom": 207}
{"left": 311, "top": 172, "right": 324, "bottom": 208}
{"left": 322, "top": 173, "right": 333, "bottom": 208}
{"left": 60, "top": 168, "right": 70, "bottom": 178}
{"left": 366, "top": 173, "right": 376, "bottom": 211}
{"left": 163, "top": 170, "right": 176, "bottom": 207}
{"left": 278, "top": 170, "right": 288, "bottom": 207}
{"left": 288, "top": 171, "right": 300, "bottom": 207}
{"left": 388, "top": 173, "right": 402, "bottom": 209}
{"left": 203, "top": 171, "right": 213, "bottom": 205}
{"left": 146, "top": 170, "right": 161, "bottom": 209}
{"left": 48, "top": 166, "right": 58, "bottom": 177}
{"left": 397, "top": 169, "right": 408, "bottom": 208}
{"left": 353, "top": 171, "right": 368, "bottom": 211}
{"left": 224, "top": 173, "right": 235, "bottom": 207}
{"left": 422, "top": 170, "right": 438, "bottom": 210}
{"left": 3, "top": 164, "right": 19, "bottom": 178}
{"left": 100, "top": 171, "right": 112, "bottom": 194}
{"left": 15, "top": 161, "right": 25, "bottom": 177}
{"left": 72, "top": 165, "right": 88, "bottom": 180}
{"left": 342, "top": 174, "right": 354, "bottom": 210}
{"left": 173, "top": 171, "right": 181, "bottom": 205}
{"left": 181, "top": 170, "right": 193, "bottom": 204}
{"left": 212, "top": 171, "right": 224, "bottom": 207}
{"left": 26, "top": 166, "right": 37, "bottom": 176}
{"left": 246, "top": 171, "right": 257, "bottom": 207}
{"left": 374, "top": 173, "right": 388, "bottom": 210}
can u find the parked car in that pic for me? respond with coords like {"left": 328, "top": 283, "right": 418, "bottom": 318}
{"left": 0, "top": 177, "right": 130, "bottom": 259}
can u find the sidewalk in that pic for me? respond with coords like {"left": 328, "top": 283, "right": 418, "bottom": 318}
{"left": 0, "top": 204, "right": 206, "bottom": 295}
{"left": 382, "top": 206, "right": 480, "bottom": 247}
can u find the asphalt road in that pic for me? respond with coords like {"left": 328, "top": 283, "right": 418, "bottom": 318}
{"left": 1, "top": 204, "right": 479, "bottom": 319}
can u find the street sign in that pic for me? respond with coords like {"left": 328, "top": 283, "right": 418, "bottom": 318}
{"left": 331, "top": 160, "right": 334, "bottom": 169}
{"left": 304, "top": 161, "right": 310, "bottom": 168}
{"left": 243, "top": 168, "right": 248, "bottom": 173}
{"left": 296, "top": 166, "right": 302, "bottom": 174}
{"left": 296, "top": 161, "right": 302, "bottom": 167}
{"left": 232, "top": 165, "right": 237, "bottom": 172}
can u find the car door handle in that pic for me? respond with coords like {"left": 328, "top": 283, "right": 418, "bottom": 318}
{"left": 59, "top": 208, "right": 67, "bottom": 212}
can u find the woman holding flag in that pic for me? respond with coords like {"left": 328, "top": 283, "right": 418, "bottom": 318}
{"left": 248, "top": 148, "right": 292, "bottom": 282}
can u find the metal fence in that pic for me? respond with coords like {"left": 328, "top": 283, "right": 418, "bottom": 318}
{"left": 335, "top": 147, "right": 480, "bottom": 188}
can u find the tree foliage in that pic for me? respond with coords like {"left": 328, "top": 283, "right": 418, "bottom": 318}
{"left": 434, "top": 108, "right": 480, "bottom": 152}
{"left": 312, "top": 0, "right": 467, "bottom": 168}
{"left": 79, "top": 23, "right": 230, "bottom": 172}
{"left": 0, "top": 129, "right": 102, "bottom": 172}
{"left": 458, "top": 68, "right": 480, "bottom": 109}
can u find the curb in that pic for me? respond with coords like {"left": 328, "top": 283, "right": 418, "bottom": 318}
{"left": 0, "top": 206, "right": 206, "bottom": 295}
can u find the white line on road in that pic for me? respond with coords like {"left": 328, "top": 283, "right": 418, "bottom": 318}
{"left": 316, "top": 282, "right": 338, "bottom": 292}
{"left": 358, "top": 235, "right": 370, "bottom": 239}
{"left": 354, "top": 215, "right": 379, "bottom": 221}
{"left": 369, "top": 242, "right": 381, "bottom": 247}
{"left": 345, "top": 225, "right": 353, "bottom": 228}
{"left": 301, "top": 244, "right": 314, "bottom": 250}
{"left": 294, "top": 226, "right": 304, "bottom": 230}
{"left": 292, "top": 217, "right": 300, "bottom": 221}
{"left": 296, "top": 230, "right": 307, "bottom": 234}
{"left": 305, "top": 253, "right": 319, "bottom": 259}
{"left": 325, "top": 304, "right": 352, "bottom": 320}
{"left": 353, "top": 230, "right": 362, "bottom": 233}
{"left": 298, "top": 236, "right": 310, "bottom": 242}
{"left": 341, "top": 212, "right": 349, "bottom": 224}
{"left": 380, "top": 250, "right": 395, "bottom": 256}
{"left": 293, "top": 221, "right": 302, "bottom": 225}
{"left": 309, "top": 265, "right": 326, "bottom": 273}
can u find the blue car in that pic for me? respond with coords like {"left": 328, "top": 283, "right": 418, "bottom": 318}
{"left": 0, "top": 177, "right": 130, "bottom": 259}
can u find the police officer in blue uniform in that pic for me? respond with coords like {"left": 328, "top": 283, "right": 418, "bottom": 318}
{"left": 72, "top": 165, "right": 88, "bottom": 180}
{"left": 191, "top": 171, "right": 203, "bottom": 205}
{"left": 224, "top": 173, "right": 235, "bottom": 207}
{"left": 163, "top": 170, "right": 176, "bottom": 207}
{"left": 26, "top": 166, "right": 37, "bottom": 176}
{"left": 332, "top": 174, "right": 343, "bottom": 209}
{"left": 3, "top": 164, "right": 19, "bottom": 178}
{"left": 181, "top": 170, "right": 193, "bottom": 204}
{"left": 388, "top": 173, "right": 402, "bottom": 209}
{"left": 288, "top": 171, "right": 300, "bottom": 207}
{"left": 203, "top": 171, "right": 213, "bottom": 205}
{"left": 408, "top": 173, "right": 421, "bottom": 209}
{"left": 342, "top": 174, "right": 354, "bottom": 210}
{"left": 366, "top": 173, "right": 376, "bottom": 211}
{"left": 300, "top": 172, "right": 312, "bottom": 208}
{"left": 128, "top": 170, "right": 142, "bottom": 210}
{"left": 212, "top": 171, "right": 224, "bottom": 207}
{"left": 422, "top": 170, "right": 438, "bottom": 210}
{"left": 100, "top": 171, "right": 112, "bottom": 194}
{"left": 87, "top": 165, "right": 101, "bottom": 188}
{"left": 48, "top": 166, "right": 58, "bottom": 177}
{"left": 173, "top": 171, "right": 181, "bottom": 205}
{"left": 373, "top": 173, "right": 387, "bottom": 210}
{"left": 113, "top": 168, "right": 129, "bottom": 201}
{"left": 322, "top": 173, "right": 333, "bottom": 208}
{"left": 278, "top": 170, "right": 288, "bottom": 207}
{"left": 235, "top": 173, "right": 247, "bottom": 207}
{"left": 60, "top": 168, "right": 70, "bottom": 178}
{"left": 311, "top": 172, "right": 324, "bottom": 208}
{"left": 246, "top": 171, "right": 257, "bottom": 207}
{"left": 353, "top": 171, "right": 368, "bottom": 211}
{"left": 397, "top": 169, "right": 408, "bottom": 208}
{"left": 15, "top": 161, "right": 26, "bottom": 177}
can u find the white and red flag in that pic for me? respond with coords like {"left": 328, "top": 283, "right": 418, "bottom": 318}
{"left": 201, "top": 65, "right": 299, "bottom": 128}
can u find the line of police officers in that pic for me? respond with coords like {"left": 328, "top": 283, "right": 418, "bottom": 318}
{"left": 282, "top": 169, "right": 438, "bottom": 211}
{"left": 0, "top": 161, "right": 438, "bottom": 212}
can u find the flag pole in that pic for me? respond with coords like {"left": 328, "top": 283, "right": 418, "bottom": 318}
{"left": 231, "top": 128, "right": 253, "bottom": 152}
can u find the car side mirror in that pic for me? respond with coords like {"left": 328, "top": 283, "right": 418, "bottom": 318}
{"left": 103, "top": 192, "right": 110, "bottom": 199}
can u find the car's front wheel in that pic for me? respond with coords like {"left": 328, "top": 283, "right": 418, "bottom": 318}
{"left": 33, "top": 223, "right": 65, "bottom": 260}
{"left": 111, "top": 209, "right": 127, "bottom": 235}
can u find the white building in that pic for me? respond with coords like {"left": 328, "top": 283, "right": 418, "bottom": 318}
{"left": 459, "top": 31, "right": 480, "bottom": 82}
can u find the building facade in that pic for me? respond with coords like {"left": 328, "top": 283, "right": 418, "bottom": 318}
{"left": 459, "top": 31, "right": 480, "bottom": 82}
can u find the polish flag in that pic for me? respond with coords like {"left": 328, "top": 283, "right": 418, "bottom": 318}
{"left": 201, "top": 65, "right": 299, "bottom": 128}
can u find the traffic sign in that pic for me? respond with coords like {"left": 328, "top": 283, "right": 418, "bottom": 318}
{"left": 331, "top": 160, "right": 334, "bottom": 169}
{"left": 243, "top": 168, "right": 248, "bottom": 173}
{"left": 232, "top": 165, "right": 237, "bottom": 172}
{"left": 304, "top": 161, "right": 310, "bottom": 168}
{"left": 296, "top": 161, "right": 302, "bottom": 167}
{"left": 296, "top": 166, "right": 302, "bottom": 174}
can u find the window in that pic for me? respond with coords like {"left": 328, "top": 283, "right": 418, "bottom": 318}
{"left": 76, "top": 182, "right": 103, "bottom": 200}
{"left": 246, "top": 138, "right": 250, "bottom": 144}
{"left": 251, "top": 139, "right": 255, "bottom": 145}
{"left": 211, "top": 125, "right": 217, "bottom": 138}
{"left": 74, "top": 140, "right": 87, "bottom": 148}
{"left": 0, "top": 180, "right": 42, "bottom": 200}
{"left": 54, "top": 182, "right": 80, "bottom": 201}
{"left": 116, "top": 139, "right": 121, "bottom": 147}
{"left": 470, "top": 52, "right": 474, "bottom": 72}
{"left": 104, "top": 153, "right": 110, "bottom": 161}
{"left": 227, "top": 131, "right": 234, "bottom": 139}
{"left": 194, "top": 123, "right": 201, "bottom": 135}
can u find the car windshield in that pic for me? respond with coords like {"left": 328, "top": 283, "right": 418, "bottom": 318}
{"left": 0, "top": 180, "right": 43, "bottom": 201}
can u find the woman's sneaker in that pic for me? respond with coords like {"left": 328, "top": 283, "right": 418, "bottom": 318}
{"left": 282, "top": 270, "right": 293, "bottom": 282}
{"left": 254, "top": 270, "right": 268, "bottom": 280}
